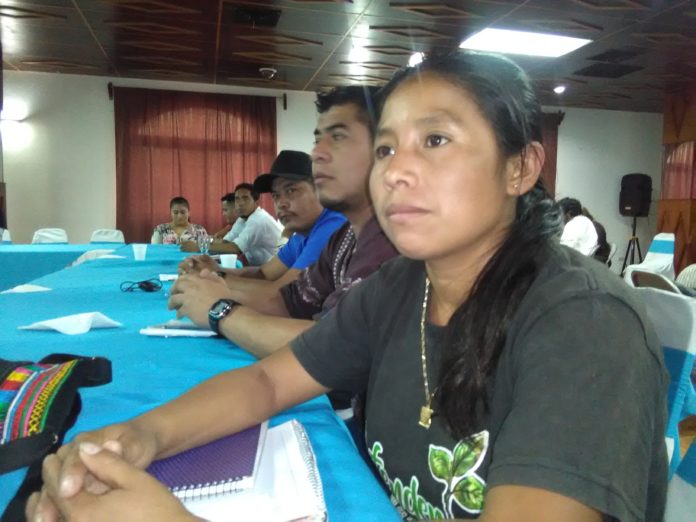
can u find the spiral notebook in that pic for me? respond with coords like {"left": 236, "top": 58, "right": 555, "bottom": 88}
{"left": 146, "top": 421, "right": 268, "bottom": 499}
{"left": 183, "top": 420, "right": 327, "bottom": 522}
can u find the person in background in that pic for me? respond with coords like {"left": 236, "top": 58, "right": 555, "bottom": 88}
{"left": 179, "top": 150, "right": 346, "bottom": 290}
{"left": 212, "top": 193, "right": 237, "bottom": 240}
{"left": 558, "top": 197, "right": 598, "bottom": 256}
{"left": 151, "top": 196, "right": 207, "bottom": 245}
{"left": 167, "top": 86, "right": 398, "bottom": 360}
{"left": 180, "top": 194, "right": 238, "bottom": 252}
{"left": 209, "top": 183, "right": 282, "bottom": 265}
{"left": 29, "top": 51, "right": 667, "bottom": 522}
{"left": 583, "top": 208, "right": 611, "bottom": 265}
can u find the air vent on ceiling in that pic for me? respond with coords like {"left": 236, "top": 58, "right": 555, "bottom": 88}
{"left": 225, "top": 5, "right": 281, "bottom": 27}
{"left": 574, "top": 63, "right": 642, "bottom": 78}
{"left": 587, "top": 48, "right": 643, "bottom": 63}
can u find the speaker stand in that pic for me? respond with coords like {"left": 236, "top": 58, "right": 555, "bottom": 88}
{"left": 620, "top": 216, "right": 643, "bottom": 275}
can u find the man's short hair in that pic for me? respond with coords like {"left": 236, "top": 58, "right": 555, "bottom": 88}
{"left": 221, "top": 192, "right": 235, "bottom": 204}
{"left": 234, "top": 183, "right": 260, "bottom": 201}
{"left": 315, "top": 86, "right": 379, "bottom": 138}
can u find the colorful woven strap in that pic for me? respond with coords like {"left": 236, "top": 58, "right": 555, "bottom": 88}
{"left": 0, "top": 360, "right": 78, "bottom": 443}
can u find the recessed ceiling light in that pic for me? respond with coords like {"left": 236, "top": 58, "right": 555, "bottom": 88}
{"left": 408, "top": 52, "right": 424, "bottom": 67}
{"left": 459, "top": 28, "right": 591, "bottom": 58}
{"left": 553, "top": 85, "right": 567, "bottom": 94}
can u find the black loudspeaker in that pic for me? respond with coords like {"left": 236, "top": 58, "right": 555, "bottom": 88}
{"left": 619, "top": 173, "right": 652, "bottom": 217}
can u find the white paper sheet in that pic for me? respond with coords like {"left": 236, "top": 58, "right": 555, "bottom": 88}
{"left": 140, "top": 319, "right": 216, "bottom": 338}
{"left": 18, "top": 312, "right": 123, "bottom": 335}
{"left": 2, "top": 284, "right": 52, "bottom": 294}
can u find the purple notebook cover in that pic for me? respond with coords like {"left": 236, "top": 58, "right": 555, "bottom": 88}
{"left": 146, "top": 424, "right": 262, "bottom": 490}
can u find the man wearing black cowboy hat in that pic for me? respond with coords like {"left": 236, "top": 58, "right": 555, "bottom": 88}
{"left": 180, "top": 150, "right": 346, "bottom": 290}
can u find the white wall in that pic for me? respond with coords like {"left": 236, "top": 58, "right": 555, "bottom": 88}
{"left": 1, "top": 71, "right": 317, "bottom": 243}
{"left": 2, "top": 70, "right": 665, "bottom": 255}
{"left": 553, "top": 107, "right": 663, "bottom": 273}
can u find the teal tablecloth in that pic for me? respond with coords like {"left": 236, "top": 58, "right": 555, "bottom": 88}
{"left": 0, "top": 244, "right": 398, "bottom": 520}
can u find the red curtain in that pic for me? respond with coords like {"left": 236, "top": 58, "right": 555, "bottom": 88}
{"left": 114, "top": 87, "right": 277, "bottom": 242}
{"left": 662, "top": 141, "right": 695, "bottom": 199}
{"left": 540, "top": 112, "right": 564, "bottom": 197}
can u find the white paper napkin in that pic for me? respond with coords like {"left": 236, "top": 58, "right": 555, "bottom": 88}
{"left": 18, "top": 312, "right": 123, "bottom": 335}
{"left": 159, "top": 273, "right": 179, "bottom": 281}
{"left": 99, "top": 254, "right": 127, "bottom": 259}
{"left": 2, "top": 284, "right": 52, "bottom": 294}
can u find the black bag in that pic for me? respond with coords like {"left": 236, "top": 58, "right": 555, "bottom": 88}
{"left": 0, "top": 354, "right": 111, "bottom": 522}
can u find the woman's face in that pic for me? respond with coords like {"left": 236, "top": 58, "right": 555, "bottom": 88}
{"left": 370, "top": 73, "right": 522, "bottom": 266}
{"left": 170, "top": 204, "right": 190, "bottom": 226}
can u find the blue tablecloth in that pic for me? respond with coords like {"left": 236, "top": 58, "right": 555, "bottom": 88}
{"left": 0, "top": 244, "right": 398, "bottom": 520}
{"left": 0, "top": 244, "right": 120, "bottom": 292}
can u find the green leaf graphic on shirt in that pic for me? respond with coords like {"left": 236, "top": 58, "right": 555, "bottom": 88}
{"left": 429, "top": 447, "right": 452, "bottom": 481}
{"left": 451, "top": 475, "right": 485, "bottom": 511}
{"left": 452, "top": 432, "right": 486, "bottom": 476}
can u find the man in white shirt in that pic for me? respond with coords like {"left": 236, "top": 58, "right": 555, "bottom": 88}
{"left": 210, "top": 182, "right": 282, "bottom": 265}
{"left": 559, "top": 197, "right": 598, "bottom": 256}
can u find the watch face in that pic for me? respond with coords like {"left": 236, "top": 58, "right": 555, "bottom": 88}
{"left": 210, "top": 299, "right": 232, "bottom": 318}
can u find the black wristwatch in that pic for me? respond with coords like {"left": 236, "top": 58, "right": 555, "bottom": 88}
{"left": 208, "top": 298, "right": 238, "bottom": 334}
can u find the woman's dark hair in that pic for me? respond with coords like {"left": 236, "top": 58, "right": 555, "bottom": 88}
{"left": 377, "top": 50, "right": 563, "bottom": 439}
{"left": 558, "top": 197, "right": 583, "bottom": 218}
{"left": 169, "top": 196, "right": 189, "bottom": 209}
{"left": 234, "top": 182, "right": 260, "bottom": 201}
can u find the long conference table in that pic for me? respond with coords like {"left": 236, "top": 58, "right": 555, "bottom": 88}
{"left": 0, "top": 244, "right": 399, "bottom": 521}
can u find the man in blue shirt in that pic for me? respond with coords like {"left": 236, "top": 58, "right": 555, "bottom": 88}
{"left": 180, "top": 150, "right": 345, "bottom": 291}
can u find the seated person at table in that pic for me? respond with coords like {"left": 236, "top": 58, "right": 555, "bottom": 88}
{"left": 168, "top": 86, "right": 398, "bottom": 359}
{"left": 180, "top": 150, "right": 346, "bottom": 290}
{"left": 212, "top": 193, "right": 238, "bottom": 240}
{"left": 209, "top": 183, "right": 282, "bottom": 265}
{"left": 30, "top": 51, "right": 667, "bottom": 522}
{"left": 180, "top": 193, "right": 239, "bottom": 252}
{"left": 151, "top": 197, "right": 207, "bottom": 246}
{"left": 558, "top": 197, "right": 598, "bottom": 256}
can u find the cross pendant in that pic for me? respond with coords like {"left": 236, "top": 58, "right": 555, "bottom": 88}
{"left": 419, "top": 405, "right": 433, "bottom": 428}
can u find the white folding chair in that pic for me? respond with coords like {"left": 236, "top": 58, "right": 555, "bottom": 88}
{"left": 90, "top": 229, "right": 125, "bottom": 243}
{"left": 624, "top": 232, "right": 676, "bottom": 285}
{"left": 632, "top": 270, "right": 682, "bottom": 294}
{"left": 636, "top": 288, "right": 696, "bottom": 478}
{"left": 1, "top": 228, "right": 10, "bottom": 243}
{"left": 677, "top": 264, "right": 696, "bottom": 291}
{"left": 31, "top": 228, "right": 68, "bottom": 244}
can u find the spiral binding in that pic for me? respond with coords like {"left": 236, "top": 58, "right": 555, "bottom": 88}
{"left": 290, "top": 420, "right": 327, "bottom": 522}
{"left": 172, "top": 475, "right": 248, "bottom": 501}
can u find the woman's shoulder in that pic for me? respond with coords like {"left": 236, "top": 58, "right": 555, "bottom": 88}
{"left": 513, "top": 243, "right": 659, "bottom": 355}
{"left": 153, "top": 223, "right": 170, "bottom": 232}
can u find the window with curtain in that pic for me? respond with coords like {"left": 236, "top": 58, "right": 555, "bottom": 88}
{"left": 114, "top": 87, "right": 277, "bottom": 242}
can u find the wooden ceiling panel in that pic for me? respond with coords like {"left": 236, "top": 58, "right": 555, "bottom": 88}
{"left": 2, "top": 0, "right": 695, "bottom": 112}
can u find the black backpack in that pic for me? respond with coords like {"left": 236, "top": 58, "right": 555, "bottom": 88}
{"left": 0, "top": 354, "right": 111, "bottom": 522}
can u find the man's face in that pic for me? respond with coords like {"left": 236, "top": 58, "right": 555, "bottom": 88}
{"left": 311, "top": 103, "right": 373, "bottom": 213}
{"left": 271, "top": 178, "right": 323, "bottom": 234}
{"left": 221, "top": 200, "right": 237, "bottom": 225}
{"left": 234, "top": 188, "right": 257, "bottom": 218}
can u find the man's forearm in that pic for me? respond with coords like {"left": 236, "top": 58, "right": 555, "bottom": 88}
{"left": 210, "top": 241, "right": 241, "bottom": 254}
{"left": 220, "top": 306, "right": 315, "bottom": 358}
{"left": 225, "top": 278, "right": 292, "bottom": 317}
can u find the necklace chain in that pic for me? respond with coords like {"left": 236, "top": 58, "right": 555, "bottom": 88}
{"left": 419, "top": 277, "right": 434, "bottom": 428}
